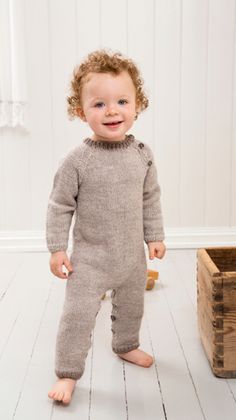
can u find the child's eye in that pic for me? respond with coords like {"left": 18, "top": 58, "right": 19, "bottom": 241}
{"left": 118, "top": 99, "right": 128, "bottom": 105}
{"left": 94, "top": 102, "right": 105, "bottom": 108}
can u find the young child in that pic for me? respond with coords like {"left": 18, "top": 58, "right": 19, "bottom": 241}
{"left": 46, "top": 49, "right": 166, "bottom": 405}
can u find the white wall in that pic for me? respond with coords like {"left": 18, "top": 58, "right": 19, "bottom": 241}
{"left": 0, "top": 0, "right": 236, "bottom": 250}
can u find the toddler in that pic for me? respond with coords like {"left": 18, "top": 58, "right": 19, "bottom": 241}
{"left": 46, "top": 49, "right": 166, "bottom": 404}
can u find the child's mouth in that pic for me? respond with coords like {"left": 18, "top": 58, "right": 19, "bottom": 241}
{"left": 103, "top": 121, "right": 123, "bottom": 127}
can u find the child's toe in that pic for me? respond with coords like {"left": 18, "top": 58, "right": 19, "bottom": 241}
{"left": 145, "top": 356, "right": 153, "bottom": 367}
{"left": 59, "top": 392, "right": 65, "bottom": 401}
{"left": 48, "top": 391, "right": 53, "bottom": 398}
{"left": 54, "top": 392, "right": 61, "bottom": 401}
{"left": 63, "top": 392, "right": 71, "bottom": 404}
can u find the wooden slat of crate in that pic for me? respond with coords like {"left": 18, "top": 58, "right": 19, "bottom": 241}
{"left": 197, "top": 267, "right": 221, "bottom": 363}
{"left": 197, "top": 248, "right": 236, "bottom": 378}
{"left": 222, "top": 272, "right": 236, "bottom": 372}
{"left": 197, "top": 250, "right": 223, "bottom": 374}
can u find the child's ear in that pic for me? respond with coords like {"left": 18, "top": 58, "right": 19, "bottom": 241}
{"left": 76, "top": 107, "right": 87, "bottom": 122}
{"left": 134, "top": 109, "right": 140, "bottom": 120}
{"left": 135, "top": 104, "right": 141, "bottom": 120}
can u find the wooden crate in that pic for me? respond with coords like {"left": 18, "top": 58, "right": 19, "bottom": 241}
{"left": 197, "top": 247, "right": 236, "bottom": 378}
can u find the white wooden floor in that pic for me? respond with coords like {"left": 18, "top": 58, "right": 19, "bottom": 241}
{"left": 1, "top": 250, "right": 236, "bottom": 420}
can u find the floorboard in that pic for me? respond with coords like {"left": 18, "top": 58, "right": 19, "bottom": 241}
{"left": 0, "top": 250, "right": 236, "bottom": 420}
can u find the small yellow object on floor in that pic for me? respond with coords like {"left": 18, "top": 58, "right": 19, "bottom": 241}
{"left": 146, "top": 269, "right": 159, "bottom": 290}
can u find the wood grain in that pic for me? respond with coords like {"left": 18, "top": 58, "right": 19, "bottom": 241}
{"left": 197, "top": 247, "right": 236, "bottom": 377}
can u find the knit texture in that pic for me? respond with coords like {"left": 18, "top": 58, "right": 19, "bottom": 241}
{"left": 54, "top": 257, "right": 148, "bottom": 379}
{"left": 46, "top": 134, "right": 165, "bottom": 254}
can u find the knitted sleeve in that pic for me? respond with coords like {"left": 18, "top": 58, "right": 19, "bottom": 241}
{"left": 142, "top": 145, "right": 165, "bottom": 244}
{"left": 46, "top": 154, "right": 79, "bottom": 253}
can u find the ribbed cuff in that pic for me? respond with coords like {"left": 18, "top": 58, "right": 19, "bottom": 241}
{"left": 144, "top": 234, "right": 165, "bottom": 244}
{"left": 112, "top": 343, "right": 139, "bottom": 354}
{"left": 55, "top": 370, "right": 83, "bottom": 380}
{"left": 47, "top": 243, "right": 68, "bottom": 253}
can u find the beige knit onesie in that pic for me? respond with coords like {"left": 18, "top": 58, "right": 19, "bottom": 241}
{"left": 46, "top": 134, "right": 164, "bottom": 380}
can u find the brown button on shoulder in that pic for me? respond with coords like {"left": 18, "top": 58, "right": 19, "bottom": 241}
{"left": 138, "top": 142, "right": 144, "bottom": 148}
{"left": 148, "top": 160, "right": 152, "bottom": 166}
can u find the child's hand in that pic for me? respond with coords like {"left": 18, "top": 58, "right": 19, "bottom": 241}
{"left": 147, "top": 241, "right": 166, "bottom": 260}
{"left": 49, "top": 251, "right": 73, "bottom": 279}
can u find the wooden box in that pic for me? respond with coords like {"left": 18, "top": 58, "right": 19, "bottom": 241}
{"left": 197, "top": 247, "right": 236, "bottom": 377}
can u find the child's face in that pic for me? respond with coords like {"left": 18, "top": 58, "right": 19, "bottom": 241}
{"left": 77, "top": 71, "right": 137, "bottom": 141}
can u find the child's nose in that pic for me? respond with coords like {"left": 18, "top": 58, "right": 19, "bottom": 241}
{"left": 106, "top": 105, "right": 118, "bottom": 116}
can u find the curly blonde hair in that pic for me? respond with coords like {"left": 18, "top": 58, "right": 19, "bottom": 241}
{"left": 67, "top": 49, "right": 149, "bottom": 119}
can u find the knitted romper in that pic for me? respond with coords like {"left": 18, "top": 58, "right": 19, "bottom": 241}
{"left": 46, "top": 134, "right": 164, "bottom": 380}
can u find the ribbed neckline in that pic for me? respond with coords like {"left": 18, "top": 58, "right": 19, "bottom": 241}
{"left": 83, "top": 134, "right": 134, "bottom": 150}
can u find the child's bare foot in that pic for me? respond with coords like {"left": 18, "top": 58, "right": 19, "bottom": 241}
{"left": 117, "top": 348, "right": 153, "bottom": 367}
{"left": 48, "top": 378, "right": 76, "bottom": 404}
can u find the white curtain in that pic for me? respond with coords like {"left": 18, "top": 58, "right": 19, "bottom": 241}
{"left": 0, "top": 0, "right": 28, "bottom": 129}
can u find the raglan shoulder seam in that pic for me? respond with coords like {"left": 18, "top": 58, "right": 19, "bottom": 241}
{"left": 60, "top": 143, "right": 94, "bottom": 186}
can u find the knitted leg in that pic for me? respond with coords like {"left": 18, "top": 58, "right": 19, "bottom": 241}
{"left": 111, "top": 265, "right": 147, "bottom": 354}
{"left": 55, "top": 263, "right": 106, "bottom": 380}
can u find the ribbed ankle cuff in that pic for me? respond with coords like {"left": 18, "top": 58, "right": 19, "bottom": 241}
{"left": 55, "top": 370, "right": 83, "bottom": 380}
{"left": 112, "top": 343, "right": 139, "bottom": 354}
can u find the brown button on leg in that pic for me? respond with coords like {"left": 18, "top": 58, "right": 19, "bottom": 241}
{"left": 111, "top": 289, "right": 116, "bottom": 298}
